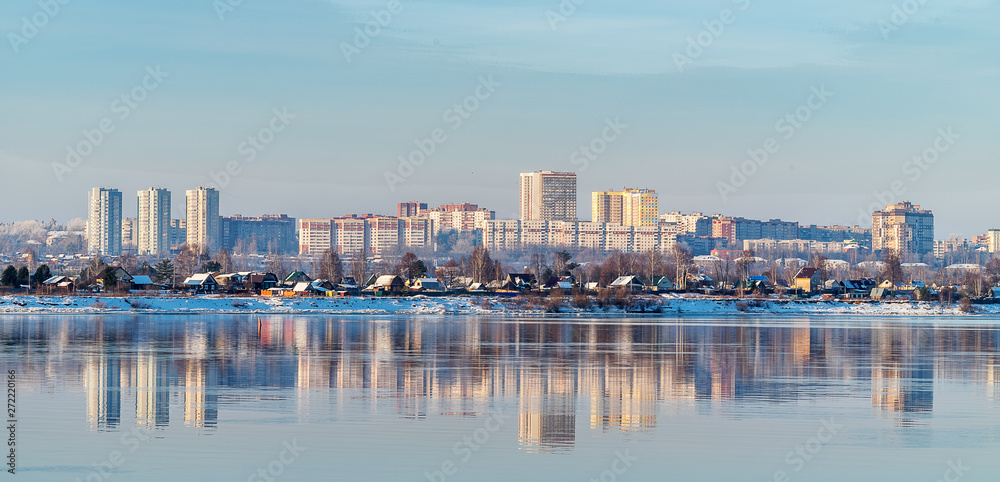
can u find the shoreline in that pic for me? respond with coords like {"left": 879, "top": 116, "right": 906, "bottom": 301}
{"left": 0, "top": 294, "right": 993, "bottom": 317}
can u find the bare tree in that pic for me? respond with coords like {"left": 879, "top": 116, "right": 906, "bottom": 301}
{"left": 266, "top": 255, "right": 287, "bottom": 278}
{"left": 435, "top": 259, "right": 461, "bottom": 287}
{"left": 617, "top": 252, "right": 639, "bottom": 277}
{"left": 881, "top": 250, "right": 904, "bottom": 286}
{"left": 175, "top": 245, "right": 199, "bottom": 284}
{"left": 962, "top": 270, "right": 986, "bottom": 298}
{"left": 350, "top": 249, "right": 368, "bottom": 286}
{"left": 737, "top": 250, "right": 756, "bottom": 282}
{"left": 528, "top": 252, "right": 547, "bottom": 282}
{"left": 213, "top": 248, "right": 234, "bottom": 273}
{"left": 672, "top": 244, "right": 692, "bottom": 290}
{"left": 319, "top": 249, "right": 344, "bottom": 282}
{"left": 640, "top": 249, "right": 664, "bottom": 286}
{"left": 232, "top": 238, "right": 249, "bottom": 271}
{"left": 809, "top": 252, "right": 828, "bottom": 282}
{"left": 117, "top": 253, "right": 139, "bottom": 275}
{"left": 396, "top": 252, "right": 427, "bottom": 280}
{"left": 470, "top": 245, "right": 495, "bottom": 284}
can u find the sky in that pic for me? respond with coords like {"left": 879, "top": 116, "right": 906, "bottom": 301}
{"left": 1, "top": 0, "right": 998, "bottom": 238}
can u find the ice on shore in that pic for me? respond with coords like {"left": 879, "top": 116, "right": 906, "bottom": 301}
{"left": 0, "top": 294, "right": 992, "bottom": 317}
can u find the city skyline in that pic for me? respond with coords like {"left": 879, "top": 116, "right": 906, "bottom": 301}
{"left": 25, "top": 179, "right": 1000, "bottom": 254}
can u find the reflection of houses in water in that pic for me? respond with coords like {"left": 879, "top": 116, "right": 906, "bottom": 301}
{"left": 517, "top": 367, "right": 576, "bottom": 453}
{"left": 84, "top": 349, "right": 122, "bottom": 429}
{"left": 871, "top": 328, "right": 933, "bottom": 414}
{"left": 135, "top": 348, "right": 170, "bottom": 428}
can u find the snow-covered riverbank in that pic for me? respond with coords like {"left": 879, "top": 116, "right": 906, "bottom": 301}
{"left": 0, "top": 294, "right": 995, "bottom": 317}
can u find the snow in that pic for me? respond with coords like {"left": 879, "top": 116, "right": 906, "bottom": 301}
{"left": 0, "top": 294, "right": 996, "bottom": 317}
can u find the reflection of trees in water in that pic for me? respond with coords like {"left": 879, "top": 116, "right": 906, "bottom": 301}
{"left": 4, "top": 316, "right": 1000, "bottom": 447}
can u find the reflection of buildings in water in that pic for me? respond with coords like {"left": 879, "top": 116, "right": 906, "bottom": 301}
{"left": 183, "top": 330, "right": 218, "bottom": 428}
{"left": 517, "top": 367, "right": 576, "bottom": 453}
{"left": 27, "top": 315, "right": 1000, "bottom": 443}
{"left": 871, "top": 328, "right": 933, "bottom": 414}
{"left": 790, "top": 321, "right": 811, "bottom": 368}
{"left": 84, "top": 350, "right": 122, "bottom": 429}
{"left": 987, "top": 358, "right": 1000, "bottom": 405}
{"left": 581, "top": 364, "right": 660, "bottom": 433}
{"left": 135, "top": 348, "right": 170, "bottom": 428}
{"left": 295, "top": 319, "right": 331, "bottom": 417}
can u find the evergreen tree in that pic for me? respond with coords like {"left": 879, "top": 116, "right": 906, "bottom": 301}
{"left": 0, "top": 266, "right": 16, "bottom": 287}
{"left": 152, "top": 259, "right": 174, "bottom": 286}
{"left": 102, "top": 266, "right": 117, "bottom": 293}
{"left": 33, "top": 265, "right": 52, "bottom": 287}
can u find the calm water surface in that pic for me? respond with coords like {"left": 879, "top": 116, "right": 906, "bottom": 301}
{"left": 2, "top": 314, "right": 999, "bottom": 481}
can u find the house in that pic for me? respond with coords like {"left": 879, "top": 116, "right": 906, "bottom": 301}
{"left": 829, "top": 279, "right": 868, "bottom": 298}
{"left": 609, "top": 275, "right": 647, "bottom": 292}
{"left": 181, "top": 273, "right": 218, "bottom": 293}
{"left": 739, "top": 275, "right": 771, "bottom": 293}
{"left": 542, "top": 276, "right": 574, "bottom": 291}
{"left": 130, "top": 275, "right": 157, "bottom": 290}
{"left": 451, "top": 277, "right": 474, "bottom": 289}
{"left": 498, "top": 273, "right": 536, "bottom": 292}
{"left": 43, "top": 275, "right": 75, "bottom": 293}
{"left": 98, "top": 267, "right": 134, "bottom": 291}
{"left": 372, "top": 275, "right": 405, "bottom": 294}
{"left": 878, "top": 279, "right": 904, "bottom": 290}
{"left": 248, "top": 272, "right": 279, "bottom": 292}
{"left": 282, "top": 271, "right": 312, "bottom": 287}
{"left": 410, "top": 278, "right": 443, "bottom": 292}
{"left": 113, "top": 267, "right": 133, "bottom": 284}
{"left": 293, "top": 280, "right": 335, "bottom": 296}
{"left": 650, "top": 276, "right": 675, "bottom": 292}
{"left": 215, "top": 272, "right": 249, "bottom": 291}
{"left": 685, "top": 273, "right": 714, "bottom": 289}
{"left": 793, "top": 268, "right": 822, "bottom": 292}
{"left": 335, "top": 277, "right": 360, "bottom": 294}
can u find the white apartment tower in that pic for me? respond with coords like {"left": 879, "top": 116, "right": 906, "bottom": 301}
{"left": 519, "top": 171, "right": 577, "bottom": 222}
{"left": 137, "top": 188, "right": 172, "bottom": 256}
{"left": 87, "top": 188, "right": 123, "bottom": 256}
{"left": 185, "top": 187, "right": 221, "bottom": 254}
{"left": 871, "top": 201, "right": 934, "bottom": 256}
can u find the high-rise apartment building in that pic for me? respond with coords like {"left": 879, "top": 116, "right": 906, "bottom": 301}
{"left": 519, "top": 171, "right": 577, "bottom": 222}
{"left": 87, "top": 187, "right": 123, "bottom": 256}
{"left": 137, "top": 188, "right": 171, "bottom": 256}
{"left": 185, "top": 187, "right": 221, "bottom": 254}
{"left": 297, "top": 215, "right": 435, "bottom": 256}
{"left": 298, "top": 219, "right": 333, "bottom": 255}
{"left": 483, "top": 219, "right": 695, "bottom": 254}
{"left": 170, "top": 219, "right": 186, "bottom": 251}
{"left": 872, "top": 201, "right": 934, "bottom": 255}
{"left": 712, "top": 217, "right": 798, "bottom": 246}
{"left": 121, "top": 218, "right": 137, "bottom": 254}
{"left": 397, "top": 202, "right": 427, "bottom": 218}
{"left": 988, "top": 229, "right": 1000, "bottom": 254}
{"left": 659, "top": 212, "right": 713, "bottom": 237}
{"left": 591, "top": 188, "right": 659, "bottom": 227}
{"left": 221, "top": 214, "right": 297, "bottom": 254}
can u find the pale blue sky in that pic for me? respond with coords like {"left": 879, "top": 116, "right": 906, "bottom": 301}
{"left": 1, "top": 0, "right": 997, "bottom": 237}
